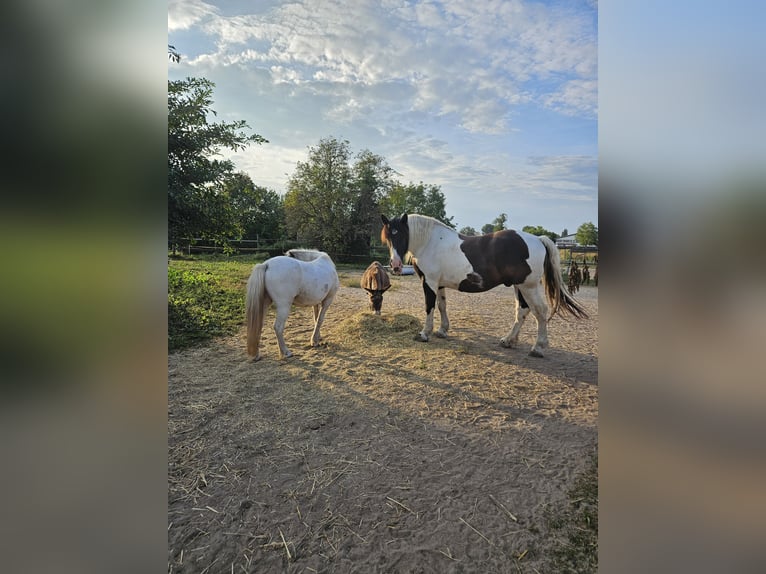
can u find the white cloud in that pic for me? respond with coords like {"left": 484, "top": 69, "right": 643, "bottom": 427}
{"left": 168, "top": 0, "right": 598, "bottom": 232}
{"left": 173, "top": 0, "right": 596, "bottom": 133}
{"left": 168, "top": 0, "right": 218, "bottom": 31}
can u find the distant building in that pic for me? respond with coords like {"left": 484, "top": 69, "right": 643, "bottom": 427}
{"left": 556, "top": 233, "right": 579, "bottom": 248}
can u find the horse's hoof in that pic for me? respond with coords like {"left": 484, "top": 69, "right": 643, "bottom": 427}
{"left": 499, "top": 338, "right": 514, "bottom": 348}
{"left": 414, "top": 333, "right": 429, "bottom": 342}
{"left": 528, "top": 349, "right": 544, "bottom": 358}
{"left": 434, "top": 329, "right": 448, "bottom": 339}
{"left": 249, "top": 353, "right": 262, "bottom": 362}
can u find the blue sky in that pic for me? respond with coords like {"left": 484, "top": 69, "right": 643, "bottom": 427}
{"left": 168, "top": 0, "right": 597, "bottom": 234}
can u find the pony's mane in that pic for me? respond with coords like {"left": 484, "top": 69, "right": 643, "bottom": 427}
{"left": 406, "top": 214, "right": 454, "bottom": 253}
{"left": 285, "top": 248, "right": 328, "bottom": 262}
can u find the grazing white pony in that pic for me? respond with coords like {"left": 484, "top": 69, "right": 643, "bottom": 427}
{"left": 246, "top": 249, "right": 339, "bottom": 361}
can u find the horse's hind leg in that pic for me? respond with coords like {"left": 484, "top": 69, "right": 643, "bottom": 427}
{"left": 434, "top": 287, "right": 450, "bottom": 338}
{"left": 500, "top": 286, "right": 529, "bottom": 349}
{"left": 273, "top": 303, "right": 292, "bottom": 359}
{"left": 311, "top": 294, "right": 335, "bottom": 347}
{"left": 521, "top": 285, "right": 550, "bottom": 357}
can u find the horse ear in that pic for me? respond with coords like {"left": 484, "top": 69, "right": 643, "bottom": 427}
{"left": 401, "top": 213, "right": 408, "bottom": 225}
{"left": 381, "top": 215, "right": 389, "bottom": 225}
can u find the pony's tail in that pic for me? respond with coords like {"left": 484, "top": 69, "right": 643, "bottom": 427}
{"left": 246, "top": 263, "right": 270, "bottom": 357}
{"left": 539, "top": 236, "right": 588, "bottom": 320}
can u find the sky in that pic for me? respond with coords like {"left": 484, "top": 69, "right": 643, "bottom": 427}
{"left": 168, "top": 0, "right": 597, "bottom": 235}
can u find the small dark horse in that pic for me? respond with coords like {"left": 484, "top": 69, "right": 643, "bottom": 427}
{"left": 381, "top": 214, "right": 587, "bottom": 357}
{"left": 360, "top": 261, "right": 391, "bottom": 315}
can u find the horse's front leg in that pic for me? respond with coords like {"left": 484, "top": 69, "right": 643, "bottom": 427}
{"left": 434, "top": 286, "right": 449, "bottom": 338}
{"left": 416, "top": 279, "right": 438, "bottom": 342}
{"left": 273, "top": 304, "right": 292, "bottom": 359}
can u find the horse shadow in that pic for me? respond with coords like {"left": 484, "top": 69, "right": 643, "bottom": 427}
{"left": 429, "top": 325, "right": 598, "bottom": 387}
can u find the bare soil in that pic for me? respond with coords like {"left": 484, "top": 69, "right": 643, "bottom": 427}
{"left": 168, "top": 273, "right": 598, "bottom": 573}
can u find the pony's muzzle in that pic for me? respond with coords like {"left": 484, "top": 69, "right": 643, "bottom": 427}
{"left": 389, "top": 255, "right": 403, "bottom": 275}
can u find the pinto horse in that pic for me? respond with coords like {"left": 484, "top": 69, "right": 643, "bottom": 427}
{"left": 380, "top": 214, "right": 587, "bottom": 357}
{"left": 245, "top": 249, "right": 339, "bottom": 361}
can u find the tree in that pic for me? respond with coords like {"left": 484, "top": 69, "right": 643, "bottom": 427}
{"left": 481, "top": 223, "right": 494, "bottom": 234}
{"left": 224, "top": 172, "right": 285, "bottom": 243}
{"left": 492, "top": 213, "right": 508, "bottom": 232}
{"left": 168, "top": 77, "right": 267, "bottom": 247}
{"left": 575, "top": 222, "right": 598, "bottom": 246}
{"left": 380, "top": 182, "right": 455, "bottom": 228}
{"left": 459, "top": 226, "right": 478, "bottom": 236}
{"left": 347, "top": 150, "right": 395, "bottom": 253}
{"left": 522, "top": 225, "right": 559, "bottom": 241}
{"left": 284, "top": 137, "right": 354, "bottom": 253}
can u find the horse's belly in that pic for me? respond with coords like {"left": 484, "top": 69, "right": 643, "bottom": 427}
{"left": 293, "top": 276, "right": 336, "bottom": 305}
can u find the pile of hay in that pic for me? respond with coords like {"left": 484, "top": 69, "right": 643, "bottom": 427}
{"left": 332, "top": 312, "right": 422, "bottom": 345}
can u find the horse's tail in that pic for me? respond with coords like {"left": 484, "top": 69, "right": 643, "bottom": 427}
{"left": 245, "top": 263, "right": 271, "bottom": 357}
{"left": 539, "top": 236, "right": 588, "bottom": 320}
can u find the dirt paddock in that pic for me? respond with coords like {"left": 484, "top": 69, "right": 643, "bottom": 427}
{"left": 168, "top": 271, "right": 598, "bottom": 573}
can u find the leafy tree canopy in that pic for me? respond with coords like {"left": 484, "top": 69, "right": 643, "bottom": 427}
{"left": 168, "top": 77, "right": 267, "bottom": 247}
{"left": 522, "top": 225, "right": 559, "bottom": 241}
{"left": 224, "top": 172, "right": 284, "bottom": 242}
{"left": 575, "top": 222, "right": 598, "bottom": 246}
{"left": 459, "top": 226, "right": 478, "bottom": 236}
{"left": 380, "top": 182, "right": 455, "bottom": 228}
{"left": 284, "top": 137, "right": 351, "bottom": 253}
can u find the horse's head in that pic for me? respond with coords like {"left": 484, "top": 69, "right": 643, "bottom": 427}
{"left": 365, "top": 289, "right": 385, "bottom": 314}
{"left": 380, "top": 214, "right": 409, "bottom": 275}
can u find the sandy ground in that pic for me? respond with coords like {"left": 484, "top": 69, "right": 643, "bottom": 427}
{"left": 168, "top": 272, "right": 598, "bottom": 573}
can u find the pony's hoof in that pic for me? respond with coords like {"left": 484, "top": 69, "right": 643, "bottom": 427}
{"left": 499, "top": 338, "right": 514, "bottom": 348}
{"left": 414, "top": 333, "right": 429, "bottom": 342}
{"left": 280, "top": 350, "right": 293, "bottom": 359}
{"left": 434, "top": 329, "right": 448, "bottom": 339}
{"left": 528, "top": 349, "right": 544, "bottom": 358}
{"left": 249, "top": 353, "right": 262, "bottom": 362}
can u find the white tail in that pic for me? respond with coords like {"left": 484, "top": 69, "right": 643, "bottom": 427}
{"left": 539, "top": 236, "right": 588, "bottom": 320}
{"left": 245, "top": 263, "right": 271, "bottom": 357}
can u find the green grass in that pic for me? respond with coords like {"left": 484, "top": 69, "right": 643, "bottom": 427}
{"left": 168, "top": 253, "right": 267, "bottom": 351}
{"left": 545, "top": 452, "right": 598, "bottom": 573}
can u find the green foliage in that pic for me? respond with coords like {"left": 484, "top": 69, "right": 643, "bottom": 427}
{"left": 284, "top": 138, "right": 397, "bottom": 255}
{"left": 459, "top": 226, "right": 478, "bottom": 236}
{"left": 225, "top": 172, "right": 285, "bottom": 242}
{"left": 546, "top": 453, "right": 598, "bottom": 573}
{"left": 522, "top": 225, "right": 559, "bottom": 241}
{"left": 168, "top": 77, "right": 267, "bottom": 248}
{"left": 284, "top": 137, "right": 353, "bottom": 253}
{"left": 168, "top": 255, "right": 264, "bottom": 350}
{"left": 575, "top": 222, "right": 598, "bottom": 246}
{"left": 380, "top": 181, "right": 455, "bottom": 228}
{"left": 481, "top": 223, "right": 494, "bottom": 234}
{"left": 492, "top": 213, "right": 508, "bottom": 232}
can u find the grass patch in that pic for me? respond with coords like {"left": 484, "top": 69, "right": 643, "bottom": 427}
{"left": 168, "top": 254, "right": 266, "bottom": 351}
{"left": 545, "top": 451, "right": 598, "bottom": 573}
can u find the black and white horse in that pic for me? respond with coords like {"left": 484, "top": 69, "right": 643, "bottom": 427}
{"left": 380, "top": 214, "right": 587, "bottom": 357}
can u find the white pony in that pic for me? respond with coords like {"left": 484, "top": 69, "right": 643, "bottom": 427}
{"left": 246, "top": 249, "right": 339, "bottom": 361}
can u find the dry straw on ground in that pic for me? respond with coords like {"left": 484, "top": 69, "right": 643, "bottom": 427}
{"left": 169, "top": 271, "right": 598, "bottom": 573}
